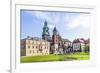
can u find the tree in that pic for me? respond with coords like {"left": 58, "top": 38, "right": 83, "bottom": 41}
{"left": 85, "top": 44, "right": 89, "bottom": 52}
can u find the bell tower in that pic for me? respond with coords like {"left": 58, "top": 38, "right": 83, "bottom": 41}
{"left": 42, "top": 21, "right": 50, "bottom": 41}
{"left": 52, "top": 27, "right": 59, "bottom": 54}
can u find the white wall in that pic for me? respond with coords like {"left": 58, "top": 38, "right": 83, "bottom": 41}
{"left": 0, "top": 0, "right": 100, "bottom": 73}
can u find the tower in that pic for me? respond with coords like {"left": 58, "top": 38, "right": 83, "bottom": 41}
{"left": 52, "top": 27, "right": 59, "bottom": 54}
{"left": 42, "top": 21, "right": 50, "bottom": 41}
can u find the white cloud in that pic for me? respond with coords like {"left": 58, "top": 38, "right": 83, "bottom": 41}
{"left": 27, "top": 11, "right": 52, "bottom": 22}
{"left": 67, "top": 14, "right": 90, "bottom": 29}
{"left": 26, "top": 11, "right": 90, "bottom": 30}
{"left": 27, "top": 11, "right": 61, "bottom": 25}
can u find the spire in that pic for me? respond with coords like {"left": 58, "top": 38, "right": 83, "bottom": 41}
{"left": 44, "top": 21, "right": 47, "bottom": 26}
{"left": 53, "top": 27, "right": 59, "bottom": 35}
{"left": 53, "top": 27, "right": 57, "bottom": 32}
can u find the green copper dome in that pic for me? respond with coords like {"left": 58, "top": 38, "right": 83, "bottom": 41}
{"left": 42, "top": 21, "right": 50, "bottom": 35}
{"left": 42, "top": 21, "right": 50, "bottom": 40}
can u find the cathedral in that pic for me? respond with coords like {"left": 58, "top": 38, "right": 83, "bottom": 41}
{"left": 42, "top": 21, "right": 72, "bottom": 55}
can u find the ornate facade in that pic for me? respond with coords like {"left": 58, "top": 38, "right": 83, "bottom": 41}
{"left": 21, "top": 37, "right": 50, "bottom": 56}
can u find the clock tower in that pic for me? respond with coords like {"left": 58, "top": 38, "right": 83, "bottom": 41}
{"left": 52, "top": 27, "right": 59, "bottom": 54}
{"left": 42, "top": 21, "right": 50, "bottom": 41}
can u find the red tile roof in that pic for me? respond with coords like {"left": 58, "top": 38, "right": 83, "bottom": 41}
{"left": 73, "top": 38, "right": 85, "bottom": 43}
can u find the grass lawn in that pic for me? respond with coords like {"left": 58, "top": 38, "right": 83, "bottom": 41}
{"left": 21, "top": 52, "right": 89, "bottom": 63}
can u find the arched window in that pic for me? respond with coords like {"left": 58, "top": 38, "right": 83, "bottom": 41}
{"left": 30, "top": 50, "right": 31, "bottom": 54}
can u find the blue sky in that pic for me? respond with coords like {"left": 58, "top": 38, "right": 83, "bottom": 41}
{"left": 21, "top": 10, "right": 90, "bottom": 41}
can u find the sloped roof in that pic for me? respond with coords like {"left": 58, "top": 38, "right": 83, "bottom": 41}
{"left": 85, "top": 39, "right": 90, "bottom": 44}
{"left": 73, "top": 38, "right": 85, "bottom": 43}
{"left": 62, "top": 38, "right": 72, "bottom": 43}
{"left": 22, "top": 36, "right": 47, "bottom": 42}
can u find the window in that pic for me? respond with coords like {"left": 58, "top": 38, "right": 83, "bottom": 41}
{"left": 30, "top": 50, "right": 31, "bottom": 54}
{"left": 56, "top": 40, "right": 58, "bottom": 42}
{"left": 46, "top": 50, "right": 48, "bottom": 52}
{"left": 37, "top": 50, "right": 39, "bottom": 53}
{"left": 28, "top": 46, "right": 30, "bottom": 48}
{"left": 33, "top": 50, "right": 34, "bottom": 53}
{"left": 24, "top": 46, "right": 25, "bottom": 49}
{"left": 40, "top": 50, "right": 42, "bottom": 53}
{"left": 28, "top": 40, "right": 30, "bottom": 44}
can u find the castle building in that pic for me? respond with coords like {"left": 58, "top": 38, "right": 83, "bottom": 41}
{"left": 21, "top": 21, "right": 88, "bottom": 56}
{"left": 21, "top": 21, "right": 73, "bottom": 56}
{"left": 73, "top": 38, "right": 85, "bottom": 52}
{"left": 21, "top": 36, "right": 50, "bottom": 56}
{"left": 62, "top": 39, "right": 72, "bottom": 54}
